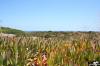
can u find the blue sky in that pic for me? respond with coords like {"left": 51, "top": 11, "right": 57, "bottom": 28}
{"left": 0, "top": 0, "right": 100, "bottom": 31}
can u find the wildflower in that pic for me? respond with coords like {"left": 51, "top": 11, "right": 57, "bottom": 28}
{"left": 33, "top": 58, "right": 39, "bottom": 66}
{"left": 26, "top": 48, "right": 29, "bottom": 50}
{"left": 42, "top": 54, "right": 47, "bottom": 66}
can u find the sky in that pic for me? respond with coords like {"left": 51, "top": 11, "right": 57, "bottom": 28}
{"left": 0, "top": 0, "right": 100, "bottom": 31}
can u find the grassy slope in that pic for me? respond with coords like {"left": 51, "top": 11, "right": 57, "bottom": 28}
{"left": 0, "top": 27, "right": 25, "bottom": 36}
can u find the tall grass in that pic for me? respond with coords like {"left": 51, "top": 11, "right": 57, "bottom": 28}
{"left": 0, "top": 33, "right": 100, "bottom": 66}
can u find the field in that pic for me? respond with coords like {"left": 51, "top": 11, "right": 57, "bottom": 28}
{"left": 0, "top": 32, "right": 100, "bottom": 66}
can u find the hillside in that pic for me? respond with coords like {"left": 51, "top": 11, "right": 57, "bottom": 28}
{"left": 0, "top": 27, "right": 25, "bottom": 36}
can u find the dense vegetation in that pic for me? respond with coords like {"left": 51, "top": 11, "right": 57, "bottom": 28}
{"left": 30, "top": 31, "right": 98, "bottom": 38}
{"left": 0, "top": 28, "right": 100, "bottom": 66}
{"left": 0, "top": 32, "right": 100, "bottom": 66}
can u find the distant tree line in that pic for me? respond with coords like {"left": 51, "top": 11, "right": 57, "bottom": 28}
{"left": 0, "top": 27, "right": 99, "bottom": 38}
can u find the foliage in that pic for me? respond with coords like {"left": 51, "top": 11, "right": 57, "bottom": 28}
{"left": 0, "top": 32, "right": 100, "bottom": 66}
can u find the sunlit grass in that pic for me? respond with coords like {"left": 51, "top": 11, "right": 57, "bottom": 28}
{"left": 0, "top": 33, "right": 100, "bottom": 66}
